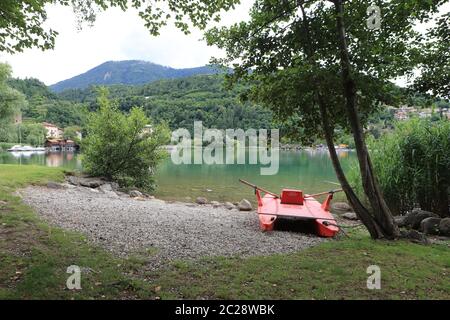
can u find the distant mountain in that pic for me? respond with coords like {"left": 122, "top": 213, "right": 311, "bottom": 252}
{"left": 49, "top": 60, "right": 223, "bottom": 92}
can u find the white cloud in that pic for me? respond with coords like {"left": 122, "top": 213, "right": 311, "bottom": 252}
{"left": 0, "top": 1, "right": 253, "bottom": 85}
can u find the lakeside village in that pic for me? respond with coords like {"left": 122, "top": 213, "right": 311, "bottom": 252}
{"left": 6, "top": 113, "right": 82, "bottom": 152}
{"left": 4, "top": 104, "right": 450, "bottom": 154}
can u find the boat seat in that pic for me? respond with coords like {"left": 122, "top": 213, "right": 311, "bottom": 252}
{"left": 280, "top": 189, "right": 304, "bottom": 205}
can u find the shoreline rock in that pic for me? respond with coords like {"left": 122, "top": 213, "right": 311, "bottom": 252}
{"left": 196, "top": 197, "right": 208, "bottom": 205}
{"left": 439, "top": 218, "right": 450, "bottom": 236}
{"left": 330, "top": 202, "right": 353, "bottom": 215}
{"left": 420, "top": 217, "right": 441, "bottom": 235}
{"left": 342, "top": 212, "right": 358, "bottom": 221}
{"left": 238, "top": 199, "right": 252, "bottom": 211}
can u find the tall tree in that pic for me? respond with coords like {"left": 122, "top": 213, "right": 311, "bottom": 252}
{"left": 0, "top": 63, "right": 26, "bottom": 121}
{"left": 205, "top": 0, "right": 447, "bottom": 238}
{"left": 413, "top": 11, "right": 449, "bottom": 100}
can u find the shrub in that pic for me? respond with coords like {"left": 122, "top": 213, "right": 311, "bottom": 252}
{"left": 349, "top": 118, "right": 450, "bottom": 216}
{"left": 82, "top": 89, "right": 170, "bottom": 192}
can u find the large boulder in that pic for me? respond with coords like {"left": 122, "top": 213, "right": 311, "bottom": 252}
{"left": 402, "top": 208, "right": 438, "bottom": 229}
{"left": 195, "top": 197, "right": 208, "bottom": 205}
{"left": 439, "top": 218, "right": 450, "bottom": 237}
{"left": 330, "top": 202, "right": 353, "bottom": 215}
{"left": 420, "top": 217, "right": 441, "bottom": 235}
{"left": 410, "top": 209, "right": 439, "bottom": 230}
{"left": 238, "top": 199, "right": 253, "bottom": 211}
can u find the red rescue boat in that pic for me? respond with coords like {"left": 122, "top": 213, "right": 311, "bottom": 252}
{"left": 240, "top": 179, "right": 340, "bottom": 238}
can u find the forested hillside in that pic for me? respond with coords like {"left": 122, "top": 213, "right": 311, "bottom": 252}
{"left": 7, "top": 74, "right": 444, "bottom": 145}
{"left": 58, "top": 75, "right": 274, "bottom": 133}
{"left": 8, "top": 78, "right": 87, "bottom": 128}
{"left": 49, "top": 60, "right": 223, "bottom": 92}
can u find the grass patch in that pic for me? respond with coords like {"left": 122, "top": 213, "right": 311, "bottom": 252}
{"left": 0, "top": 164, "right": 448, "bottom": 300}
{"left": 150, "top": 236, "right": 449, "bottom": 300}
{"left": 0, "top": 165, "right": 153, "bottom": 299}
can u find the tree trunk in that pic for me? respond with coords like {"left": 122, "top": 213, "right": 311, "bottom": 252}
{"left": 333, "top": 0, "right": 399, "bottom": 239}
{"left": 298, "top": 0, "right": 384, "bottom": 238}
{"left": 317, "top": 100, "right": 383, "bottom": 238}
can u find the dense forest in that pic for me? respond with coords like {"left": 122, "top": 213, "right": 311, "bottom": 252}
{"left": 57, "top": 74, "right": 274, "bottom": 133}
{"left": 3, "top": 72, "right": 448, "bottom": 146}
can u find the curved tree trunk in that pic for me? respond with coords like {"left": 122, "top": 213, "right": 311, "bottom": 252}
{"left": 333, "top": 0, "right": 399, "bottom": 239}
{"left": 298, "top": 0, "right": 384, "bottom": 238}
{"left": 317, "top": 101, "right": 383, "bottom": 238}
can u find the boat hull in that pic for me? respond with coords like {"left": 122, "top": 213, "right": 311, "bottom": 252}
{"left": 257, "top": 194, "right": 339, "bottom": 237}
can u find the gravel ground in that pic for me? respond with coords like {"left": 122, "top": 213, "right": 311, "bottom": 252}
{"left": 19, "top": 185, "right": 324, "bottom": 267}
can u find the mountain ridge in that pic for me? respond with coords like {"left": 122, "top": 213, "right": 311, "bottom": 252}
{"left": 49, "top": 60, "right": 222, "bottom": 92}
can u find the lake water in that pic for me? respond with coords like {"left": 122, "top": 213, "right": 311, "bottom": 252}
{"left": 0, "top": 150, "right": 355, "bottom": 203}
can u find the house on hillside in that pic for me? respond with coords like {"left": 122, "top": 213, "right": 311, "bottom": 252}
{"left": 143, "top": 125, "right": 153, "bottom": 135}
{"left": 393, "top": 106, "right": 417, "bottom": 121}
{"left": 45, "top": 139, "right": 79, "bottom": 152}
{"left": 42, "top": 122, "right": 63, "bottom": 139}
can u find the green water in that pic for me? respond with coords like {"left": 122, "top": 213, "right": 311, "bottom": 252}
{"left": 0, "top": 150, "right": 354, "bottom": 203}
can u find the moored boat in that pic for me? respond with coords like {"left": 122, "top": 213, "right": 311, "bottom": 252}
{"left": 7, "top": 145, "right": 46, "bottom": 152}
{"left": 240, "top": 179, "right": 340, "bottom": 237}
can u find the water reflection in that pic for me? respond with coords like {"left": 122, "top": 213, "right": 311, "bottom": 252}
{"left": 0, "top": 151, "right": 82, "bottom": 169}
{"left": 0, "top": 149, "right": 354, "bottom": 203}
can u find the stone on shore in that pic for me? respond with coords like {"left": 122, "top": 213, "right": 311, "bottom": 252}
{"left": 129, "top": 190, "right": 143, "bottom": 198}
{"left": 410, "top": 209, "right": 439, "bottom": 230}
{"left": 47, "top": 181, "right": 65, "bottom": 189}
{"left": 400, "top": 229, "right": 429, "bottom": 244}
{"left": 238, "top": 199, "right": 252, "bottom": 211}
{"left": 394, "top": 216, "right": 406, "bottom": 227}
{"left": 67, "top": 176, "right": 79, "bottom": 186}
{"left": 196, "top": 197, "right": 208, "bottom": 205}
{"left": 79, "top": 177, "right": 104, "bottom": 188}
{"left": 330, "top": 202, "right": 353, "bottom": 215}
{"left": 224, "top": 202, "right": 235, "bottom": 210}
{"left": 420, "top": 217, "right": 441, "bottom": 235}
{"left": 342, "top": 212, "right": 358, "bottom": 221}
{"left": 99, "top": 183, "right": 112, "bottom": 192}
{"left": 210, "top": 201, "right": 220, "bottom": 208}
{"left": 439, "top": 218, "right": 450, "bottom": 236}
{"left": 402, "top": 208, "right": 439, "bottom": 230}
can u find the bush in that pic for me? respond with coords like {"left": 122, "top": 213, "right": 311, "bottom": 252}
{"left": 349, "top": 118, "right": 450, "bottom": 216}
{"left": 0, "top": 142, "right": 16, "bottom": 151}
{"left": 82, "top": 89, "right": 170, "bottom": 192}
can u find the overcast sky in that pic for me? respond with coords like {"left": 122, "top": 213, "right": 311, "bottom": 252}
{"left": 0, "top": 1, "right": 447, "bottom": 86}
{"left": 0, "top": 2, "right": 253, "bottom": 85}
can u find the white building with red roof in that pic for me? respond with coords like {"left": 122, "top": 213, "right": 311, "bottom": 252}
{"left": 42, "top": 122, "right": 64, "bottom": 139}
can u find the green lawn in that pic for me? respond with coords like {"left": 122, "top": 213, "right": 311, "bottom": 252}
{"left": 150, "top": 236, "right": 449, "bottom": 299}
{"left": 0, "top": 164, "right": 449, "bottom": 300}
{"left": 0, "top": 165, "right": 153, "bottom": 299}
